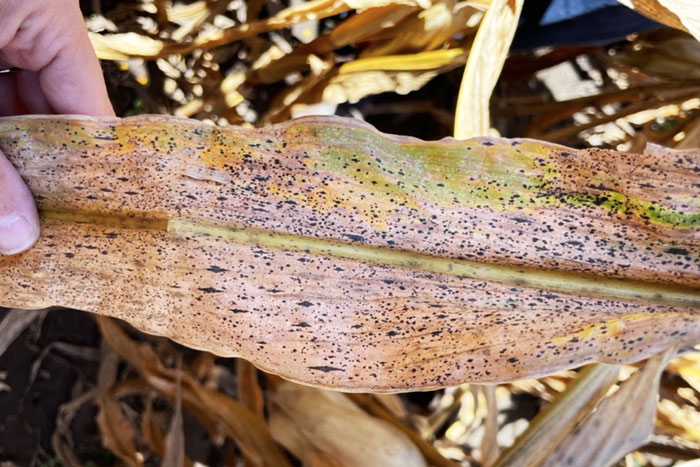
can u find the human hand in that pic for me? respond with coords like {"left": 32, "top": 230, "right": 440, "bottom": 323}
{"left": 0, "top": 0, "right": 113, "bottom": 255}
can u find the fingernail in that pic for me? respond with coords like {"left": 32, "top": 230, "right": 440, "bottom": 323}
{"left": 0, "top": 213, "right": 38, "bottom": 255}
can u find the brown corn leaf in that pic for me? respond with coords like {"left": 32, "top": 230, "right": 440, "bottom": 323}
{"left": 96, "top": 317, "right": 290, "bottom": 467}
{"left": 52, "top": 385, "right": 97, "bottom": 467}
{"left": 357, "top": 1, "right": 483, "bottom": 58}
{"left": 90, "top": 0, "right": 430, "bottom": 60}
{"left": 154, "top": 0, "right": 170, "bottom": 30}
{"left": 264, "top": 50, "right": 467, "bottom": 121}
{"left": 454, "top": 0, "right": 523, "bottom": 138}
{"left": 373, "top": 393, "right": 408, "bottom": 419}
{"left": 140, "top": 389, "right": 194, "bottom": 467}
{"left": 0, "top": 308, "right": 45, "bottom": 357}
{"left": 96, "top": 392, "right": 143, "bottom": 467}
{"left": 656, "top": 396, "right": 700, "bottom": 443}
{"left": 542, "top": 347, "right": 678, "bottom": 467}
{"left": 0, "top": 114, "right": 698, "bottom": 392}
{"left": 270, "top": 382, "right": 427, "bottom": 467}
{"left": 617, "top": 0, "right": 699, "bottom": 40}
{"left": 480, "top": 385, "right": 499, "bottom": 466}
{"left": 95, "top": 337, "right": 143, "bottom": 466}
{"left": 348, "top": 394, "right": 456, "bottom": 467}
{"left": 494, "top": 363, "right": 622, "bottom": 466}
{"left": 610, "top": 30, "right": 700, "bottom": 79}
{"left": 141, "top": 398, "right": 167, "bottom": 458}
{"left": 667, "top": 352, "right": 700, "bottom": 393}
{"left": 163, "top": 364, "right": 185, "bottom": 467}
{"left": 675, "top": 118, "right": 700, "bottom": 149}
{"left": 89, "top": 32, "right": 171, "bottom": 60}
{"left": 237, "top": 359, "right": 266, "bottom": 421}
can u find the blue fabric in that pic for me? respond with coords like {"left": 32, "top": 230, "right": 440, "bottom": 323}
{"left": 512, "top": 0, "right": 663, "bottom": 50}
{"left": 540, "top": 0, "right": 620, "bottom": 25}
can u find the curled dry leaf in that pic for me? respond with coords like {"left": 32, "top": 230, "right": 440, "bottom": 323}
{"left": 480, "top": 384, "right": 499, "bottom": 466}
{"left": 494, "top": 363, "right": 622, "bottom": 467}
{"left": 90, "top": 0, "right": 430, "bottom": 59}
{"left": 96, "top": 316, "right": 291, "bottom": 467}
{"left": 52, "top": 386, "right": 98, "bottom": 467}
{"left": 0, "top": 114, "right": 698, "bottom": 392}
{"left": 657, "top": 397, "right": 700, "bottom": 443}
{"left": 141, "top": 398, "right": 167, "bottom": 460}
{"left": 617, "top": 0, "right": 699, "bottom": 40}
{"left": 141, "top": 392, "right": 194, "bottom": 467}
{"left": 542, "top": 346, "right": 678, "bottom": 467}
{"left": 263, "top": 49, "right": 467, "bottom": 122}
{"left": 96, "top": 393, "right": 143, "bottom": 467}
{"left": 348, "top": 393, "right": 456, "bottom": 467}
{"left": 454, "top": 0, "right": 523, "bottom": 138}
{"left": 162, "top": 364, "right": 185, "bottom": 467}
{"left": 667, "top": 351, "right": 700, "bottom": 393}
{"left": 0, "top": 308, "right": 45, "bottom": 358}
{"left": 356, "top": 0, "right": 482, "bottom": 58}
{"left": 237, "top": 359, "right": 266, "bottom": 421}
{"left": 269, "top": 382, "right": 427, "bottom": 467}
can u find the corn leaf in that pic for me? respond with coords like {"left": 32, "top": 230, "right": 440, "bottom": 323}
{"left": 454, "top": 0, "right": 523, "bottom": 138}
{"left": 269, "top": 382, "right": 427, "bottom": 467}
{"left": 541, "top": 346, "right": 677, "bottom": 467}
{"left": 617, "top": 0, "right": 699, "bottom": 40}
{"left": 90, "top": 0, "right": 430, "bottom": 59}
{"left": 96, "top": 393, "right": 143, "bottom": 467}
{"left": 97, "top": 316, "right": 291, "bottom": 466}
{"left": 0, "top": 114, "right": 698, "bottom": 392}
{"left": 494, "top": 363, "right": 622, "bottom": 466}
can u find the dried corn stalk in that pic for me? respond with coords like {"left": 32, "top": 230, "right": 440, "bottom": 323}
{"left": 0, "top": 114, "right": 698, "bottom": 392}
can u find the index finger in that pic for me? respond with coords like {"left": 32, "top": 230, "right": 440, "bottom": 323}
{"left": 0, "top": 0, "right": 114, "bottom": 116}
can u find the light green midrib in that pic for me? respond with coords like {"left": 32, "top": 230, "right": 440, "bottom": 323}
{"left": 38, "top": 209, "right": 700, "bottom": 309}
{"left": 167, "top": 220, "right": 700, "bottom": 309}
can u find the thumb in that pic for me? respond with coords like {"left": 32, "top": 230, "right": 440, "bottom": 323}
{"left": 0, "top": 149, "right": 39, "bottom": 255}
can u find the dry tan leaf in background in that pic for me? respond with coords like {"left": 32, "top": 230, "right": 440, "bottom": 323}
{"left": 668, "top": 352, "right": 700, "bottom": 394}
{"left": 658, "top": 0, "right": 700, "bottom": 40}
{"left": 96, "top": 316, "right": 292, "bottom": 467}
{"left": 348, "top": 394, "right": 457, "bottom": 467}
{"left": 0, "top": 309, "right": 45, "bottom": 358}
{"left": 356, "top": 0, "right": 482, "bottom": 57}
{"left": 96, "top": 393, "right": 143, "bottom": 467}
{"left": 657, "top": 397, "right": 700, "bottom": 444}
{"left": 480, "top": 384, "right": 499, "bottom": 466}
{"left": 89, "top": 32, "right": 170, "bottom": 60}
{"left": 270, "top": 382, "right": 427, "bottom": 467}
{"left": 91, "top": 0, "right": 432, "bottom": 59}
{"left": 454, "top": 0, "right": 523, "bottom": 138}
{"left": 162, "top": 365, "right": 185, "bottom": 467}
{"left": 494, "top": 363, "right": 622, "bottom": 467}
{"left": 52, "top": 388, "right": 96, "bottom": 467}
{"left": 542, "top": 347, "right": 678, "bottom": 467}
{"left": 495, "top": 27, "right": 700, "bottom": 149}
{"left": 88, "top": 0, "right": 490, "bottom": 125}
{"left": 617, "top": 0, "right": 700, "bottom": 40}
{"left": 236, "top": 359, "right": 266, "bottom": 421}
